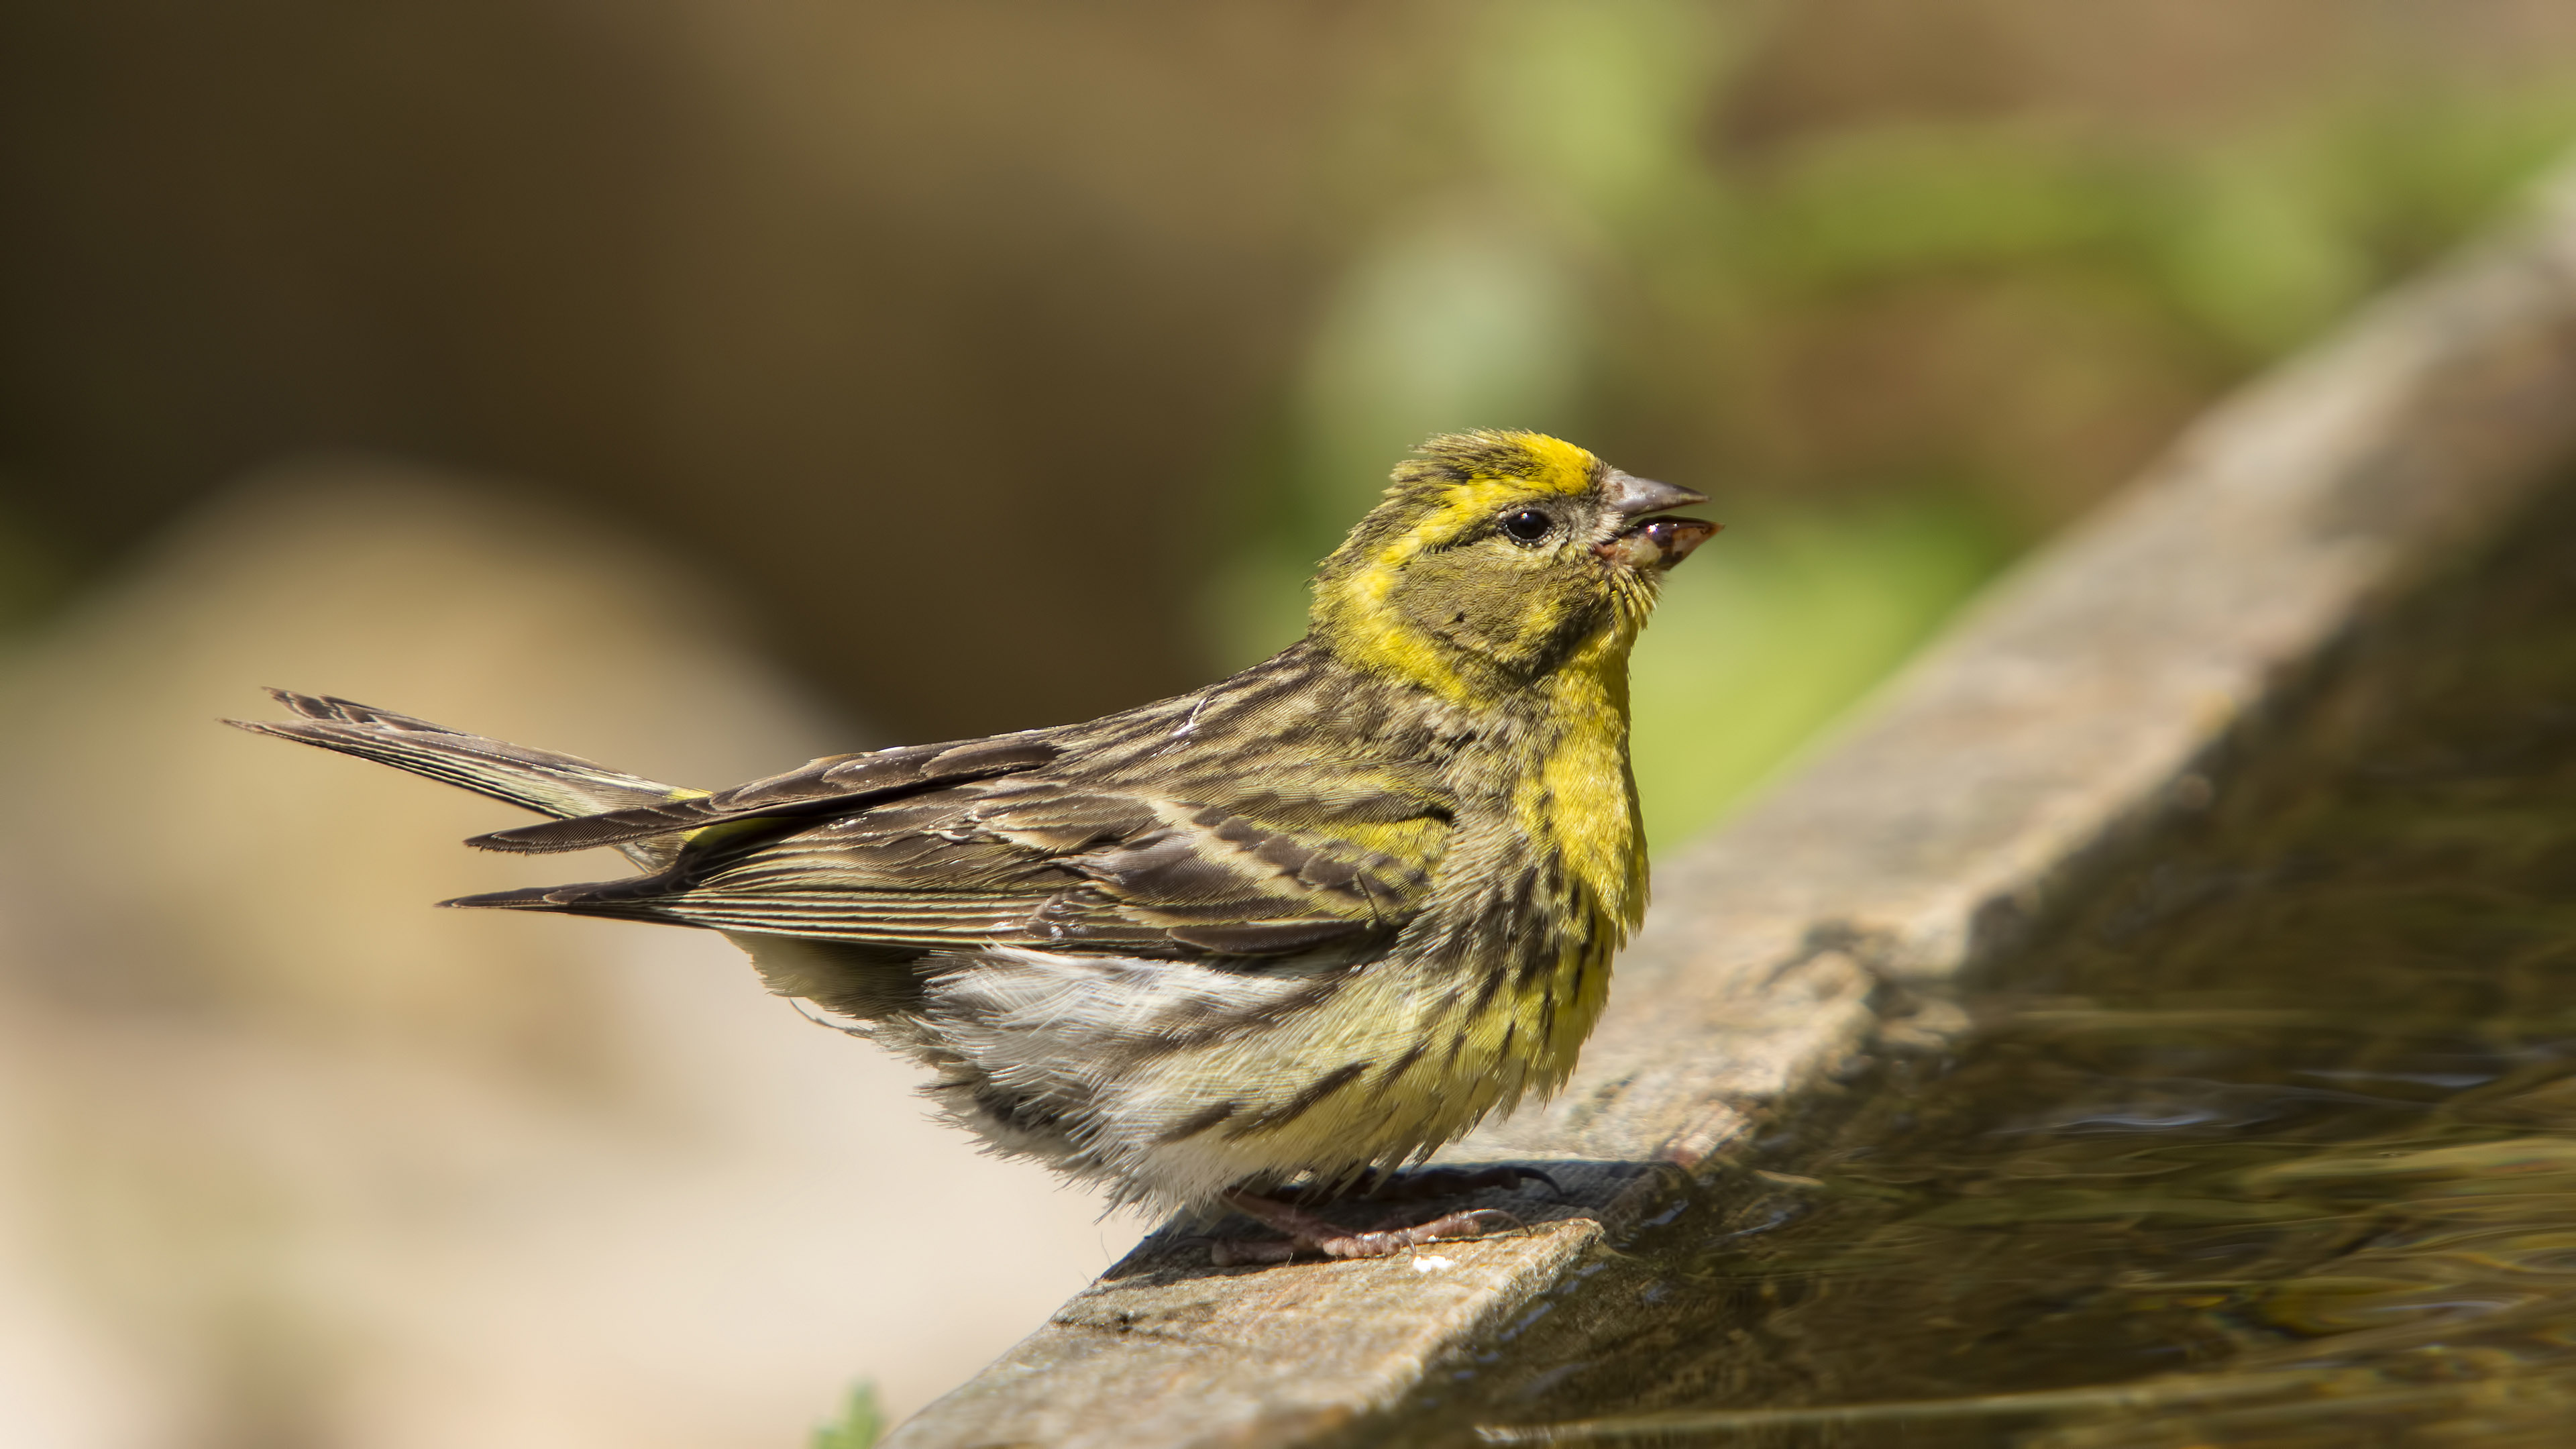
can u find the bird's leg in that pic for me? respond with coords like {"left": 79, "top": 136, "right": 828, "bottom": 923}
{"left": 1206, "top": 1189, "right": 1523, "bottom": 1267}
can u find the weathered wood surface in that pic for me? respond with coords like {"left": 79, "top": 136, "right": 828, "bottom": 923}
{"left": 883, "top": 158, "right": 2576, "bottom": 1449}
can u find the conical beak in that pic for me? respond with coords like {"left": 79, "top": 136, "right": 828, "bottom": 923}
{"left": 1598, "top": 516, "right": 1721, "bottom": 569}
{"left": 1598, "top": 469, "right": 1719, "bottom": 569}
{"left": 1603, "top": 469, "right": 1708, "bottom": 517}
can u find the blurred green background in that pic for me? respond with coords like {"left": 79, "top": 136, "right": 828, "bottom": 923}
{"left": 7, "top": 4, "right": 2576, "bottom": 1445}
{"left": 10, "top": 1, "right": 2576, "bottom": 844}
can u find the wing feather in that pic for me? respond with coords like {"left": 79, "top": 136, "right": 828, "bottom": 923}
{"left": 466, "top": 733, "right": 1062, "bottom": 854}
{"left": 447, "top": 655, "right": 1458, "bottom": 963}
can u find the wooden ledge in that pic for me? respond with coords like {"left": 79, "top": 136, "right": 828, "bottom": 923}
{"left": 885, "top": 154, "right": 2576, "bottom": 1449}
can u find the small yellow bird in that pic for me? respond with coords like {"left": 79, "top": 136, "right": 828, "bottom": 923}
{"left": 231, "top": 431, "right": 1715, "bottom": 1262}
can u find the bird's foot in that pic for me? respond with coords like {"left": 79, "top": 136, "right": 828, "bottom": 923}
{"left": 1205, "top": 1189, "right": 1525, "bottom": 1267}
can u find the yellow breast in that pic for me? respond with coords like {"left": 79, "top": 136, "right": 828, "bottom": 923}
{"left": 1519, "top": 623, "right": 1648, "bottom": 941}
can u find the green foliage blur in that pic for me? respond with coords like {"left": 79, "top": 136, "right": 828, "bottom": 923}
{"left": 1205, "top": 0, "right": 2576, "bottom": 851}
{"left": 812, "top": 1381, "right": 884, "bottom": 1449}
{"left": 8, "top": 1, "right": 2576, "bottom": 843}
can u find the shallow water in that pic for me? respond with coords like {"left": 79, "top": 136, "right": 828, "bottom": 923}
{"left": 1363, "top": 506, "right": 2576, "bottom": 1447}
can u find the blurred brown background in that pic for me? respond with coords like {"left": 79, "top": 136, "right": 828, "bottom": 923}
{"left": 5, "top": 2, "right": 2576, "bottom": 1445}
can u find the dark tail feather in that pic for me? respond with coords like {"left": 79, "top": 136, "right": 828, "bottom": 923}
{"left": 465, "top": 800, "right": 734, "bottom": 856}
{"left": 227, "top": 689, "right": 702, "bottom": 869}
{"left": 437, "top": 884, "right": 572, "bottom": 910}
{"left": 440, "top": 881, "right": 643, "bottom": 911}
{"left": 437, "top": 877, "right": 700, "bottom": 926}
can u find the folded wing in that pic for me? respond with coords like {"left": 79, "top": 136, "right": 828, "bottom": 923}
{"left": 465, "top": 733, "right": 1063, "bottom": 855}
{"left": 451, "top": 769, "right": 1448, "bottom": 961}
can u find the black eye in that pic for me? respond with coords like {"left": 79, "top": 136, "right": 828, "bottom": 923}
{"left": 1499, "top": 509, "right": 1555, "bottom": 543}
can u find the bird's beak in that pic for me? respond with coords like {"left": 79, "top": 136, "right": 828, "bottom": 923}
{"left": 1597, "top": 470, "right": 1720, "bottom": 570}
{"left": 1603, "top": 470, "right": 1707, "bottom": 517}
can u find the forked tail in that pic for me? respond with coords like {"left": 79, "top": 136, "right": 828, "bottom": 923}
{"left": 225, "top": 689, "right": 701, "bottom": 869}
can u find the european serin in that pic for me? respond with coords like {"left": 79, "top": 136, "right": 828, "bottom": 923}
{"left": 231, "top": 431, "right": 1715, "bottom": 1262}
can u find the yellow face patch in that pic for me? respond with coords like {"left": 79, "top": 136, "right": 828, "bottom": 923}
{"left": 1401, "top": 433, "right": 1602, "bottom": 547}
{"left": 1308, "top": 431, "right": 1625, "bottom": 702}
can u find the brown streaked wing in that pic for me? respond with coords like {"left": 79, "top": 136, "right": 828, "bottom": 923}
{"left": 450, "top": 649, "right": 1458, "bottom": 961}
{"left": 466, "top": 733, "right": 1063, "bottom": 855}
{"left": 455, "top": 782, "right": 1444, "bottom": 960}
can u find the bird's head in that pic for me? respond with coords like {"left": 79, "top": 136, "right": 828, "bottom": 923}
{"left": 1308, "top": 431, "right": 1718, "bottom": 703}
